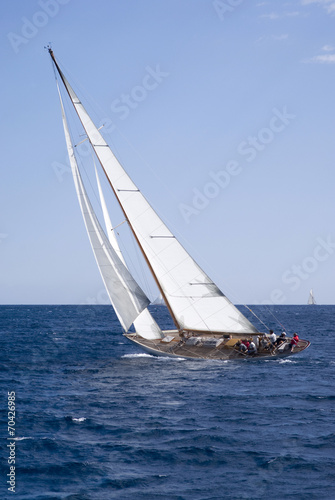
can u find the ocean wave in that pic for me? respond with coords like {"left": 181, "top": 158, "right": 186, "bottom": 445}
{"left": 1, "top": 304, "right": 334, "bottom": 500}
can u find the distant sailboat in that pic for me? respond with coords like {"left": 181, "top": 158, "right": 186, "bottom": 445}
{"left": 308, "top": 289, "right": 316, "bottom": 305}
{"left": 48, "top": 48, "right": 310, "bottom": 360}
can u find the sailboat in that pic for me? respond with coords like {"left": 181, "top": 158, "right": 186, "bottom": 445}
{"left": 49, "top": 48, "right": 310, "bottom": 360}
{"left": 308, "top": 289, "right": 316, "bottom": 305}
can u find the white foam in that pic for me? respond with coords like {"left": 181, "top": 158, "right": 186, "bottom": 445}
{"left": 122, "top": 352, "right": 185, "bottom": 361}
{"left": 122, "top": 353, "right": 154, "bottom": 359}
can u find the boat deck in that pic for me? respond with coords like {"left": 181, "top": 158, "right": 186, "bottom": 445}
{"left": 124, "top": 332, "right": 310, "bottom": 360}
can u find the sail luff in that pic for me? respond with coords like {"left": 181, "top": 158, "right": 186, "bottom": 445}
{"left": 50, "top": 50, "right": 258, "bottom": 335}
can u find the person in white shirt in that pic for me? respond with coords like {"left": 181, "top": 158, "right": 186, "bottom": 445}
{"left": 248, "top": 341, "right": 257, "bottom": 354}
{"left": 268, "top": 329, "right": 277, "bottom": 345}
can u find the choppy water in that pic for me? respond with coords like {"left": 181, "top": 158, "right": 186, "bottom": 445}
{"left": 0, "top": 305, "right": 334, "bottom": 499}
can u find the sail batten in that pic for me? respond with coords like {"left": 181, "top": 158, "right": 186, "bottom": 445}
{"left": 51, "top": 50, "right": 258, "bottom": 335}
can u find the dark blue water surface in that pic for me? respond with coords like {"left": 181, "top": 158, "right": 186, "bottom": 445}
{"left": 0, "top": 305, "right": 334, "bottom": 500}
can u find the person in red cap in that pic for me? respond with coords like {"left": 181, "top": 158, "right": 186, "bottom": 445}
{"left": 290, "top": 333, "right": 299, "bottom": 350}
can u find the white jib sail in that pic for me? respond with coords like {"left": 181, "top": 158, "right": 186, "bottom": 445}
{"left": 94, "top": 165, "right": 163, "bottom": 339}
{"left": 54, "top": 56, "right": 257, "bottom": 334}
{"left": 94, "top": 163, "right": 126, "bottom": 265}
{"left": 57, "top": 84, "right": 150, "bottom": 332}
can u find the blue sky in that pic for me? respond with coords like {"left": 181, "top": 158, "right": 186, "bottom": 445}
{"left": 1, "top": 0, "right": 334, "bottom": 305}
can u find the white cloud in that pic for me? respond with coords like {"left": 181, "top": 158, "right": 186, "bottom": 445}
{"left": 301, "top": 0, "right": 335, "bottom": 14}
{"left": 322, "top": 44, "right": 335, "bottom": 51}
{"left": 305, "top": 53, "right": 335, "bottom": 63}
{"left": 304, "top": 43, "right": 335, "bottom": 63}
{"left": 260, "top": 12, "right": 280, "bottom": 19}
{"left": 273, "top": 34, "right": 289, "bottom": 40}
{"left": 260, "top": 10, "right": 302, "bottom": 19}
{"left": 255, "top": 33, "right": 289, "bottom": 44}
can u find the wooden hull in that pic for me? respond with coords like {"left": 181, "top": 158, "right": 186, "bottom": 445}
{"left": 124, "top": 332, "right": 310, "bottom": 361}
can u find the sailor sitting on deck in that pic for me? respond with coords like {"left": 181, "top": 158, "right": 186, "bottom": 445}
{"left": 274, "top": 331, "right": 287, "bottom": 346}
{"left": 290, "top": 333, "right": 299, "bottom": 351}
{"left": 242, "top": 340, "right": 250, "bottom": 350}
{"left": 248, "top": 341, "right": 257, "bottom": 355}
{"left": 235, "top": 340, "right": 247, "bottom": 353}
{"left": 259, "top": 334, "right": 270, "bottom": 351}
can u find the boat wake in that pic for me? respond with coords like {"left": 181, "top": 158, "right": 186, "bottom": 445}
{"left": 278, "top": 359, "right": 297, "bottom": 364}
{"left": 122, "top": 353, "right": 185, "bottom": 361}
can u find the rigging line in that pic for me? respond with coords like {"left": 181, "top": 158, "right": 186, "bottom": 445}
{"left": 261, "top": 305, "right": 288, "bottom": 333}
{"left": 57, "top": 77, "right": 102, "bottom": 208}
{"left": 110, "top": 220, "right": 127, "bottom": 231}
{"left": 52, "top": 55, "right": 103, "bottom": 127}
{"left": 81, "top": 145, "right": 125, "bottom": 237}
{"left": 242, "top": 305, "right": 269, "bottom": 332}
{"left": 57, "top": 77, "right": 96, "bottom": 196}
{"left": 114, "top": 224, "right": 152, "bottom": 299}
{"left": 71, "top": 138, "right": 105, "bottom": 214}
{"left": 79, "top": 83, "right": 182, "bottom": 209}
{"left": 130, "top": 227, "right": 156, "bottom": 301}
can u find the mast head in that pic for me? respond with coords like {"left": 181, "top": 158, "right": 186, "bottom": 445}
{"left": 44, "top": 43, "right": 54, "bottom": 58}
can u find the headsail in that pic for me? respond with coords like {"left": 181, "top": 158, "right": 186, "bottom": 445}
{"left": 94, "top": 165, "right": 163, "bottom": 339}
{"left": 94, "top": 162, "right": 126, "bottom": 266}
{"left": 57, "top": 82, "right": 150, "bottom": 331}
{"left": 51, "top": 50, "right": 257, "bottom": 335}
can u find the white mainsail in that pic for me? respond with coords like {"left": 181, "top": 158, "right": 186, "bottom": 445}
{"left": 308, "top": 289, "right": 316, "bottom": 305}
{"left": 57, "top": 83, "right": 150, "bottom": 332}
{"left": 94, "top": 165, "right": 163, "bottom": 339}
{"left": 51, "top": 51, "right": 257, "bottom": 335}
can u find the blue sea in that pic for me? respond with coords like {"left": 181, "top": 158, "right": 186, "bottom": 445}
{"left": 0, "top": 304, "right": 334, "bottom": 500}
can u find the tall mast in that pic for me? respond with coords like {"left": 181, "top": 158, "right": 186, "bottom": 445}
{"left": 49, "top": 49, "right": 181, "bottom": 330}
